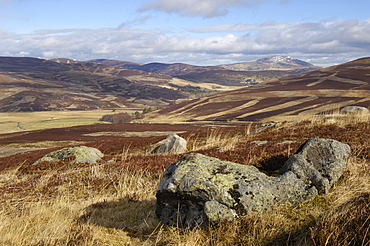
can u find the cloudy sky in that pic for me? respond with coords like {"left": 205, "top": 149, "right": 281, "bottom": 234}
{"left": 0, "top": 0, "right": 369, "bottom": 66}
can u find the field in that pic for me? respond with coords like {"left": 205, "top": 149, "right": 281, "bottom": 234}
{"left": 0, "top": 109, "right": 143, "bottom": 134}
{"left": 0, "top": 112, "right": 369, "bottom": 245}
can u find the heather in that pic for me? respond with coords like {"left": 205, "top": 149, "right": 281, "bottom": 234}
{"left": 0, "top": 114, "right": 369, "bottom": 245}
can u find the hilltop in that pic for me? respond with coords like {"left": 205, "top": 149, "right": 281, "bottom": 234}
{"left": 220, "top": 55, "right": 320, "bottom": 72}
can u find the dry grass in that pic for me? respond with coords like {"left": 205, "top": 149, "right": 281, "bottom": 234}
{"left": 0, "top": 161, "right": 162, "bottom": 246}
{"left": 309, "top": 108, "right": 370, "bottom": 127}
{"left": 0, "top": 109, "right": 140, "bottom": 134}
{"left": 0, "top": 118, "right": 369, "bottom": 245}
{"left": 187, "top": 125, "right": 251, "bottom": 152}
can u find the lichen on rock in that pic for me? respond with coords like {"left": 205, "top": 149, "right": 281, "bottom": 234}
{"left": 33, "top": 146, "right": 104, "bottom": 165}
{"left": 156, "top": 137, "right": 351, "bottom": 227}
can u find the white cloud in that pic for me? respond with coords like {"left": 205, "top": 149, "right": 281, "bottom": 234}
{"left": 0, "top": 19, "right": 370, "bottom": 66}
{"left": 139, "top": 0, "right": 265, "bottom": 18}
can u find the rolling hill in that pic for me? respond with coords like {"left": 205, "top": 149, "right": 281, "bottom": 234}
{"left": 90, "top": 55, "right": 318, "bottom": 75}
{"left": 0, "top": 57, "right": 186, "bottom": 111}
{"left": 88, "top": 56, "right": 318, "bottom": 87}
{"left": 0, "top": 56, "right": 319, "bottom": 112}
{"left": 147, "top": 57, "right": 370, "bottom": 123}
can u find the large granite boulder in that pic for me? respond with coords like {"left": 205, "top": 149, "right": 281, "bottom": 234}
{"left": 156, "top": 137, "right": 350, "bottom": 227}
{"left": 280, "top": 137, "right": 351, "bottom": 194}
{"left": 146, "top": 133, "right": 187, "bottom": 154}
{"left": 33, "top": 146, "right": 103, "bottom": 165}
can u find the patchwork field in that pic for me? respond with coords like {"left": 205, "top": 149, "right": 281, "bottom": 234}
{"left": 148, "top": 57, "right": 370, "bottom": 123}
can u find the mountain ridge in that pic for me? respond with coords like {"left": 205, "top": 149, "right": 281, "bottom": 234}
{"left": 88, "top": 55, "right": 319, "bottom": 76}
{"left": 219, "top": 55, "right": 320, "bottom": 72}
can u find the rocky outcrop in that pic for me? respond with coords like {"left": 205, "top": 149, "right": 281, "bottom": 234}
{"left": 33, "top": 146, "right": 103, "bottom": 165}
{"left": 146, "top": 133, "right": 187, "bottom": 154}
{"left": 156, "top": 137, "right": 350, "bottom": 227}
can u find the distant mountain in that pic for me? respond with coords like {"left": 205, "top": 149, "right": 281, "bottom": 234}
{"left": 90, "top": 56, "right": 319, "bottom": 75}
{"left": 219, "top": 55, "right": 320, "bottom": 72}
{"left": 87, "top": 59, "right": 143, "bottom": 70}
{"left": 0, "top": 55, "right": 322, "bottom": 112}
{"left": 88, "top": 59, "right": 224, "bottom": 76}
{"left": 89, "top": 56, "right": 318, "bottom": 89}
{"left": 147, "top": 57, "right": 370, "bottom": 123}
{"left": 134, "top": 62, "right": 224, "bottom": 76}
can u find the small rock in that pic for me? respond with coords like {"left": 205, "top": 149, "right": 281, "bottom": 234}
{"left": 252, "top": 140, "right": 268, "bottom": 146}
{"left": 252, "top": 122, "right": 282, "bottom": 134}
{"left": 340, "top": 106, "right": 369, "bottom": 114}
{"left": 33, "top": 146, "right": 103, "bottom": 165}
{"left": 146, "top": 133, "right": 187, "bottom": 154}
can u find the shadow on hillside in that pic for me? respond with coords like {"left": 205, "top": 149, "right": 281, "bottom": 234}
{"left": 79, "top": 198, "right": 160, "bottom": 238}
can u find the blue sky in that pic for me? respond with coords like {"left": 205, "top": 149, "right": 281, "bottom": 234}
{"left": 0, "top": 0, "right": 369, "bottom": 66}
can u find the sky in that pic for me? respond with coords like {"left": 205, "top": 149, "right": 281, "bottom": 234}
{"left": 0, "top": 0, "right": 369, "bottom": 67}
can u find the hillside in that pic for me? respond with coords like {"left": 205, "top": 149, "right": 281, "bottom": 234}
{"left": 91, "top": 56, "right": 318, "bottom": 75}
{"left": 88, "top": 56, "right": 318, "bottom": 87}
{"left": 2, "top": 56, "right": 307, "bottom": 112}
{"left": 0, "top": 57, "right": 187, "bottom": 111}
{"left": 148, "top": 57, "right": 370, "bottom": 122}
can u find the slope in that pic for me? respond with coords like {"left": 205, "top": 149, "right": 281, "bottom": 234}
{"left": 0, "top": 57, "right": 187, "bottom": 112}
{"left": 148, "top": 57, "right": 370, "bottom": 122}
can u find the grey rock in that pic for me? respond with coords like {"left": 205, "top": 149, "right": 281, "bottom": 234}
{"left": 252, "top": 122, "right": 282, "bottom": 134}
{"left": 33, "top": 146, "right": 103, "bottom": 165}
{"left": 340, "top": 106, "right": 369, "bottom": 114}
{"left": 146, "top": 133, "right": 187, "bottom": 154}
{"left": 280, "top": 137, "right": 351, "bottom": 194}
{"left": 156, "top": 137, "right": 350, "bottom": 227}
{"left": 156, "top": 153, "right": 316, "bottom": 227}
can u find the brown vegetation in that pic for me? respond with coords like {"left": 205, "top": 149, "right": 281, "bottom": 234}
{"left": 0, "top": 114, "right": 369, "bottom": 245}
{"left": 100, "top": 112, "right": 134, "bottom": 123}
{"left": 148, "top": 57, "right": 370, "bottom": 123}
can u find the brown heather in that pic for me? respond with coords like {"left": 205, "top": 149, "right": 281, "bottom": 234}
{"left": 0, "top": 115, "right": 369, "bottom": 245}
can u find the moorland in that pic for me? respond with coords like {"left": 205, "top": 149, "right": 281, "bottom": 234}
{"left": 0, "top": 55, "right": 369, "bottom": 245}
